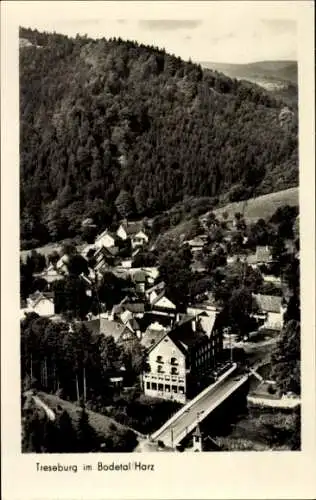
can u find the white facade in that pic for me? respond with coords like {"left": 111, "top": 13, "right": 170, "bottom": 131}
{"left": 116, "top": 225, "right": 128, "bottom": 240}
{"left": 131, "top": 230, "right": 149, "bottom": 249}
{"left": 27, "top": 297, "right": 55, "bottom": 317}
{"left": 143, "top": 335, "right": 187, "bottom": 404}
{"left": 95, "top": 231, "right": 115, "bottom": 249}
{"left": 151, "top": 295, "right": 176, "bottom": 310}
{"left": 262, "top": 310, "right": 284, "bottom": 330}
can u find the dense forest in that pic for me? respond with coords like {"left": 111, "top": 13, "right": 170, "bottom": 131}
{"left": 20, "top": 27, "right": 298, "bottom": 248}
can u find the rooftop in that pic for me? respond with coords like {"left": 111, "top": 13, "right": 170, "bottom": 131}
{"left": 253, "top": 293, "right": 282, "bottom": 314}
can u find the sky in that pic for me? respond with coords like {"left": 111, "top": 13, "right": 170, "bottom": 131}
{"left": 13, "top": 1, "right": 301, "bottom": 63}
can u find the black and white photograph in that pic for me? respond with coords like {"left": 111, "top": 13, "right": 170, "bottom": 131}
{"left": 2, "top": 1, "right": 316, "bottom": 498}
{"left": 17, "top": 1, "right": 304, "bottom": 456}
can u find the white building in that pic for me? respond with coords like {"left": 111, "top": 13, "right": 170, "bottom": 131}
{"left": 253, "top": 294, "right": 285, "bottom": 330}
{"left": 26, "top": 291, "right": 55, "bottom": 317}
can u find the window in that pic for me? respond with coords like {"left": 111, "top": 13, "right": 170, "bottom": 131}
{"left": 158, "top": 384, "right": 163, "bottom": 391}
{"left": 165, "top": 384, "right": 170, "bottom": 392}
{"left": 158, "top": 365, "right": 164, "bottom": 373}
{"left": 171, "top": 367, "right": 178, "bottom": 375}
{"left": 170, "top": 357, "right": 178, "bottom": 365}
{"left": 172, "top": 385, "right": 178, "bottom": 393}
{"left": 146, "top": 382, "right": 150, "bottom": 389}
{"left": 152, "top": 383, "right": 157, "bottom": 390}
{"left": 156, "top": 355, "right": 163, "bottom": 363}
{"left": 179, "top": 386, "right": 185, "bottom": 394}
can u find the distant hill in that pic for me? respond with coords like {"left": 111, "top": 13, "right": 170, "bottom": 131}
{"left": 200, "top": 61, "right": 297, "bottom": 85}
{"left": 200, "top": 61, "right": 298, "bottom": 108}
{"left": 20, "top": 28, "right": 298, "bottom": 247}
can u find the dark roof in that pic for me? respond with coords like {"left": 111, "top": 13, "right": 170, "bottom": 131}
{"left": 124, "top": 302, "right": 145, "bottom": 313}
{"left": 132, "top": 270, "right": 147, "bottom": 283}
{"left": 84, "top": 318, "right": 130, "bottom": 341}
{"left": 146, "top": 281, "right": 166, "bottom": 295}
{"left": 120, "top": 221, "right": 144, "bottom": 236}
{"left": 141, "top": 327, "right": 167, "bottom": 350}
{"left": 168, "top": 321, "right": 206, "bottom": 355}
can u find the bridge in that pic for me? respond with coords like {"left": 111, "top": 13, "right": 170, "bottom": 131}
{"left": 151, "top": 363, "right": 261, "bottom": 448}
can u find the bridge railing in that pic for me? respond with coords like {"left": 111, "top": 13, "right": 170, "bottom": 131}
{"left": 151, "top": 363, "right": 237, "bottom": 441}
{"left": 172, "top": 374, "right": 248, "bottom": 446}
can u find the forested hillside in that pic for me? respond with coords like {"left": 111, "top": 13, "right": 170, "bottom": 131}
{"left": 20, "top": 27, "right": 298, "bottom": 247}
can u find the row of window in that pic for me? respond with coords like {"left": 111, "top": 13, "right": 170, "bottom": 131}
{"left": 146, "top": 382, "right": 185, "bottom": 394}
{"left": 156, "top": 356, "right": 178, "bottom": 364}
{"left": 157, "top": 365, "right": 179, "bottom": 375}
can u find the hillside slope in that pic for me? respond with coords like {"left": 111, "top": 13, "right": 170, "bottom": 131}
{"left": 20, "top": 28, "right": 298, "bottom": 246}
{"left": 201, "top": 61, "right": 298, "bottom": 107}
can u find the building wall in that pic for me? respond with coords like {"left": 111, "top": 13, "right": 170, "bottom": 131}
{"left": 143, "top": 336, "right": 187, "bottom": 403}
{"left": 131, "top": 231, "right": 148, "bottom": 249}
{"left": 154, "top": 296, "right": 176, "bottom": 310}
{"left": 33, "top": 299, "right": 55, "bottom": 317}
{"left": 95, "top": 234, "right": 115, "bottom": 249}
{"left": 264, "top": 311, "right": 283, "bottom": 330}
{"left": 117, "top": 225, "right": 128, "bottom": 240}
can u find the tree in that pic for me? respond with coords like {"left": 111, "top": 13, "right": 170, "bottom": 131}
{"left": 67, "top": 254, "right": 89, "bottom": 276}
{"left": 76, "top": 404, "right": 100, "bottom": 452}
{"left": 270, "top": 320, "right": 300, "bottom": 395}
{"left": 115, "top": 190, "right": 134, "bottom": 219}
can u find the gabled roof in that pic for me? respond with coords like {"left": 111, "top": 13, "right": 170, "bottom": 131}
{"left": 119, "top": 221, "right": 144, "bottom": 236}
{"left": 95, "top": 229, "right": 117, "bottom": 243}
{"left": 141, "top": 326, "right": 167, "bottom": 350}
{"left": 100, "top": 318, "right": 129, "bottom": 341}
{"left": 253, "top": 294, "right": 282, "bottom": 314}
{"left": 151, "top": 290, "right": 175, "bottom": 308}
{"left": 166, "top": 328, "right": 205, "bottom": 356}
{"left": 146, "top": 281, "right": 166, "bottom": 296}
{"left": 186, "top": 237, "right": 205, "bottom": 247}
{"left": 84, "top": 317, "right": 132, "bottom": 342}
{"left": 256, "top": 246, "right": 272, "bottom": 263}
{"left": 198, "top": 311, "right": 218, "bottom": 337}
{"left": 132, "top": 270, "right": 147, "bottom": 283}
{"left": 28, "top": 291, "right": 54, "bottom": 307}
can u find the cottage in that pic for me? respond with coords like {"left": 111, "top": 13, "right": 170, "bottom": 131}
{"left": 26, "top": 291, "right": 55, "bottom": 317}
{"left": 142, "top": 315, "right": 223, "bottom": 403}
{"left": 247, "top": 246, "right": 273, "bottom": 269}
{"left": 150, "top": 290, "right": 177, "bottom": 316}
{"left": 131, "top": 269, "right": 148, "bottom": 294}
{"left": 252, "top": 294, "right": 285, "bottom": 330}
{"left": 184, "top": 236, "right": 206, "bottom": 253}
{"left": 84, "top": 316, "right": 139, "bottom": 349}
{"left": 117, "top": 221, "right": 149, "bottom": 248}
{"left": 56, "top": 255, "right": 69, "bottom": 275}
{"left": 35, "top": 265, "right": 64, "bottom": 284}
{"left": 95, "top": 229, "right": 117, "bottom": 249}
{"left": 94, "top": 246, "right": 117, "bottom": 273}
{"left": 145, "top": 281, "right": 165, "bottom": 301}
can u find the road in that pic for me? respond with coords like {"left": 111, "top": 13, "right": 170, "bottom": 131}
{"left": 153, "top": 372, "right": 248, "bottom": 448}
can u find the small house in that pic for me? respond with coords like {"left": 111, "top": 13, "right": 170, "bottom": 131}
{"left": 117, "top": 221, "right": 149, "bottom": 248}
{"left": 26, "top": 291, "right": 55, "bottom": 317}
{"left": 247, "top": 246, "right": 273, "bottom": 269}
{"left": 95, "top": 229, "right": 117, "bottom": 249}
{"left": 252, "top": 294, "right": 285, "bottom": 330}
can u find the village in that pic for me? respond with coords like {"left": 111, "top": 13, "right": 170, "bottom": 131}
{"left": 20, "top": 203, "right": 300, "bottom": 451}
